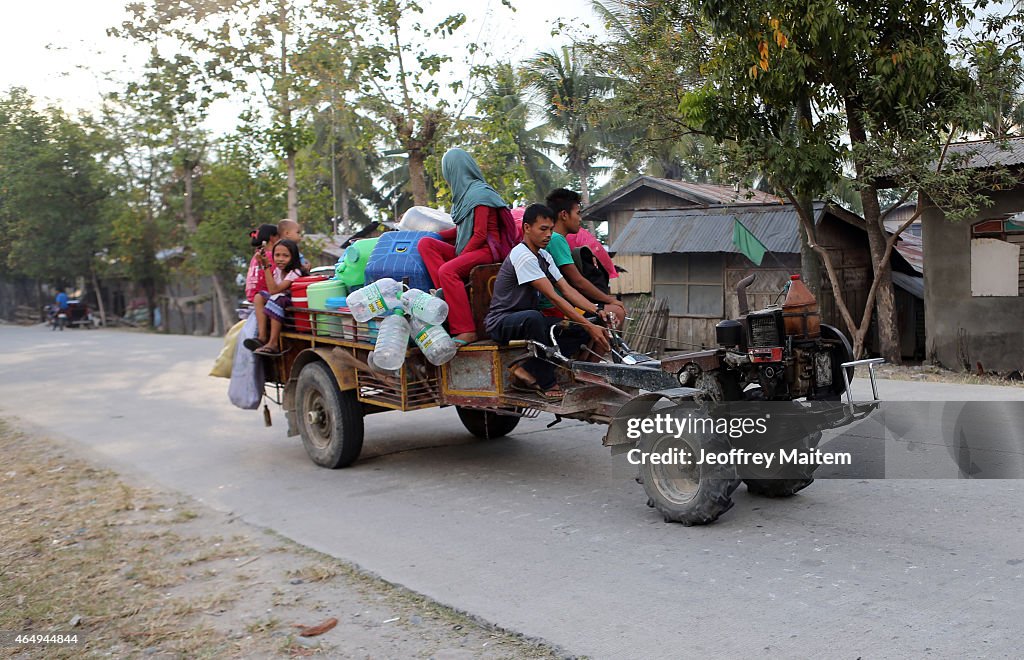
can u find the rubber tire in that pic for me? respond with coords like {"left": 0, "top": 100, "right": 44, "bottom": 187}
{"left": 296, "top": 362, "right": 364, "bottom": 468}
{"left": 637, "top": 426, "right": 740, "bottom": 526}
{"left": 456, "top": 407, "right": 521, "bottom": 440}
{"left": 741, "top": 387, "right": 820, "bottom": 497}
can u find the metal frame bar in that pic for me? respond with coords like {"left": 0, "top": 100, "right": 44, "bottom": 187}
{"left": 840, "top": 357, "right": 886, "bottom": 409}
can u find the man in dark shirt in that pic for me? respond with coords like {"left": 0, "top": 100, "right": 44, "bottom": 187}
{"left": 485, "top": 204, "right": 611, "bottom": 398}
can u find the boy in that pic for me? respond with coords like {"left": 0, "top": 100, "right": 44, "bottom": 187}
{"left": 278, "top": 219, "right": 311, "bottom": 270}
{"left": 485, "top": 204, "right": 611, "bottom": 399}
{"left": 543, "top": 188, "right": 625, "bottom": 326}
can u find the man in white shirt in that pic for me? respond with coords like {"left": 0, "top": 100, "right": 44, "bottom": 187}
{"left": 484, "top": 204, "right": 611, "bottom": 399}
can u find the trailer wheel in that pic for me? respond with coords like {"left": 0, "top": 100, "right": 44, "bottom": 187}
{"left": 296, "top": 362, "right": 364, "bottom": 468}
{"left": 637, "top": 429, "right": 740, "bottom": 526}
{"left": 456, "top": 407, "right": 521, "bottom": 440}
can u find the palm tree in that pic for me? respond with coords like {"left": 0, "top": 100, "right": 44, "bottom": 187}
{"left": 477, "top": 63, "right": 565, "bottom": 201}
{"left": 308, "top": 106, "right": 382, "bottom": 233}
{"left": 523, "top": 46, "right": 612, "bottom": 205}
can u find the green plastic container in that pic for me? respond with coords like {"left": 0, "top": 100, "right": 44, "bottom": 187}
{"left": 335, "top": 237, "right": 379, "bottom": 289}
{"left": 307, "top": 279, "right": 347, "bottom": 335}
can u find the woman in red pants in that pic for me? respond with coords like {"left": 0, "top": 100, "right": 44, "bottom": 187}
{"left": 418, "top": 148, "right": 515, "bottom": 345}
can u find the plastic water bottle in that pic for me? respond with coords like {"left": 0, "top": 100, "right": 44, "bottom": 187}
{"left": 400, "top": 288, "right": 449, "bottom": 325}
{"left": 367, "top": 351, "right": 400, "bottom": 376}
{"left": 410, "top": 318, "right": 459, "bottom": 366}
{"left": 346, "top": 278, "right": 403, "bottom": 322}
{"left": 372, "top": 310, "right": 411, "bottom": 371}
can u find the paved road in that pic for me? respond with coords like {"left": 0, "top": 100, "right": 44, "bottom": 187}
{"left": 3, "top": 325, "right": 1022, "bottom": 658}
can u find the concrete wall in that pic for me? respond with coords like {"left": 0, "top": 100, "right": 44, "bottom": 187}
{"left": 923, "top": 191, "right": 1024, "bottom": 373}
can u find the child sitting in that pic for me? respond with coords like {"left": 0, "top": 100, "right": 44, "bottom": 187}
{"left": 245, "top": 224, "right": 280, "bottom": 302}
{"left": 249, "top": 239, "right": 308, "bottom": 354}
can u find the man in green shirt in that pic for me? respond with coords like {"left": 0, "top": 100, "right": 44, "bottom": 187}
{"left": 543, "top": 188, "right": 626, "bottom": 326}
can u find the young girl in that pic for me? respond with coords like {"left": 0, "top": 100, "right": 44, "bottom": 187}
{"left": 250, "top": 239, "right": 307, "bottom": 354}
{"left": 245, "top": 224, "right": 280, "bottom": 302}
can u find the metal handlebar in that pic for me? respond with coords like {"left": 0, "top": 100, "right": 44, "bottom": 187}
{"left": 840, "top": 357, "right": 885, "bottom": 409}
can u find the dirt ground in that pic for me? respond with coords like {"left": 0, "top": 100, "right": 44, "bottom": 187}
{"left": 0, "top": 419, "right": 567, "bottom": 659}
{"left": 856, "top": 362, "right": 1024, "bottom": 388}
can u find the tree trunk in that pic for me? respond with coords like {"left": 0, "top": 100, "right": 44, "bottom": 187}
{"left": 798, "top": 200, "right": 821, "bottom": 299}
{"left": 145, "top": 280, "right": 157, "bottom": 330}
{"left": 286, "top": 148, "right": 298, "bottom": 220}
{"left": 796, "top": 97, "right": 821, "bottom": 299}
{"left": 339, "top": 187, "right": 350, "bottom": 234}
{"left": 578, "top": 166, "right": 591, "bottom": 206}
{"left": 279, "top": 2, "right": 298, "bottom": 222}
{"left": 210, "top": 273, "right": 237, "bottom": 335}
{"left": 845, "top": 99, "right": 902, "bottom": 364}
{"left": 183, "top": 160, "right": 197, "bottom": 232}
{"left": 579, "top": 165, "right": 598, "bottom": 232}
{"left": 859, "top": 188, "right": 901, "bottom": 363}
{"left": 90, "top": 267, "right": 107, "bottom": 327}
{"left": 408, "top": 149, "right": 428, "bottom": 206}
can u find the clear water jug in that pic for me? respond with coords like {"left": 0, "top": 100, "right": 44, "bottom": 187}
{"left": 367, "top": 350, "right": 400, "bottom": 376}
{"left": 346, "top": 278, "right": 403, "bottom": 322}
{"left": 400, "top": 288, "right": 449, "bottom": 325}
{"left": 410, "top": 318, "right": 458, "bottom": 366}
{"left": 372, "top": 310, "right": 411, "bottom": 371}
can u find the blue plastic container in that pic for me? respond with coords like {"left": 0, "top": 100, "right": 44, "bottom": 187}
{"left": 364, "top": 230, "right": 440, "bottom": 294}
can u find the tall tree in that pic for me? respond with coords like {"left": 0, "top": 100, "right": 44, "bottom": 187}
{"left": 193, "top": 125, "right": 285, "bottom": 309}
{"left": 112, "top": 0, "right": 328, "bottom": 221}
{"left": 524, "top": 46, "right": 611, "bottom": 205}
{"left": 299, "top": 106, "right": 383, "bottom": 234}
{"left": 466, "top": 63, "right": 565, "bottom": 203}
{"left": 680, "top": 0, "right": 1014, "bottom": 361}
{"left": 0, "top": 89, "right": 109, "bottom": 288}
{"left": 586, "top": 1, "right": 725, "bottom": 182}
{"left": 346, "top": 0, "right": 471, "bottom": 206}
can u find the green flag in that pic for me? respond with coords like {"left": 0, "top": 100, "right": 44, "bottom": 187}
{"left": 733, "top": 218, "right": 767, "bottom": 266}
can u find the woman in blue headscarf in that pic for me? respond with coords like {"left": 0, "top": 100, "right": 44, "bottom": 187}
{"left": 418, "top": 148, "right": 516, "bottom": 345}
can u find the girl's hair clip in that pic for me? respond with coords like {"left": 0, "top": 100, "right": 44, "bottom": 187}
{"left": 249, "top": 230, "right": 258, "bottom": 239}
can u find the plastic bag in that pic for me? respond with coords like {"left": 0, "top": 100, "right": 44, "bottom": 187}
{"left": 399, "top": 206, "right": 455, "bottom": 233}
{"left": 228, "top": 313, "right": 265, "bottom": 410}
{"left": 210, "top": 320, "right": 245, "bottom": 378}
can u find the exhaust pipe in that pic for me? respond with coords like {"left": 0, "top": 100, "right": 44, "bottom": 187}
{"left": 736, "top": 274, "right": 756, "bottom": 315}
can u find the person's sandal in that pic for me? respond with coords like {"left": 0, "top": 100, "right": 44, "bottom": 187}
{"left": 507, "top": 366, "right": 541, "bottom": 394}
{"left": 537, "top": 384, "right": 565, "bottom": 400}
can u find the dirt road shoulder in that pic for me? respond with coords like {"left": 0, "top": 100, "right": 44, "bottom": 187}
{"left": 0, "top": 418, "right": 565, "bottom": 659}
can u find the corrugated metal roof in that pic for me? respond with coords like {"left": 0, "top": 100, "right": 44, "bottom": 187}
{"left": 585, "top": 175, "right": 783, "bottom": 219}
{"left": 943, "top": 136, "right": 1024, "bottom": 169}
{"left": 894, "top": 233, "right": 924, "bottom": 274}
{"left": 892, "top": 271, "right": 924, "bottom": 299}
{"left": 646, "top": 178, "right": 784, "bottom": 204}
{"left": 610, "top": 203, "right": 824, "bottom": 255}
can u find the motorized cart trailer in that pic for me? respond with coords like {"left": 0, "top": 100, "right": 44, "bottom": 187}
{"left": 257, "top": 269, "right": 885, "bottom": 525}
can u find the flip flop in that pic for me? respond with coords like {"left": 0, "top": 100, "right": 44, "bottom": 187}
{"left": 507, "top": 366, "right": 540, "bottom": 394}
{"left": 243, "top": 337, "right": 263, "bottom": 351}
{"left": 537, "top": 385, "right": 565, "bottom": 400}
{"left": 452, "top": 339, "right": 469, "bottom": 347}
{"left": 253, "top": 345, "right": 283, "bottom": 356}
{"left": 506, "top": 366, "right": 564, "bottom": 399}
